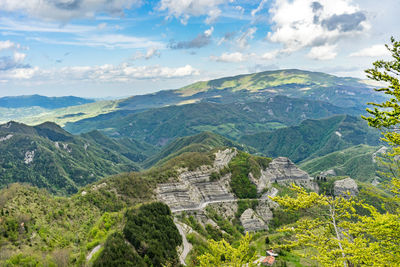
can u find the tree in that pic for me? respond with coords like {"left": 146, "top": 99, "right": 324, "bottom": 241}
{"left": 271, "top": 38, "right": 400, "bottom": 267}
{"left": 272, "top": 184, "right": 358, "bottom": 267}
{"left": 272, "top": 184, "right": 400, "bottom": 266}
{"left": 363, "top": 37, "right": 400, "bottom": 150}
{"left": 198, "top": 232, "right": 257, "bottom": 267}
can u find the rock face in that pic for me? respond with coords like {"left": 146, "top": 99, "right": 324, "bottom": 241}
{"left": 334, "top": 178, "right": 358, "bottom": 197}
{"left": 156, "top": 149, "right": 236, "bottom": 212}
{"left": 240, "top": 208, "right": 268, "bottom": 232}
{"left": 157, "top": 150, "right": 315, "bottom": 232}
{"left": 321, "top": 169, "right": 336, "bottom": 177}
{"left": 256, "top": 199, "right": 277, "bottom": 223}
{"left": 256, "top": 157, "right": 316, "bottom": 191}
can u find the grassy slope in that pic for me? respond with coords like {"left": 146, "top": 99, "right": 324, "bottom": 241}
{"left": 300, "top": 145, "right": 385, "bottom": 182}
{"left": 19, "top": 100, "right": 120, "bottom": 127}
{"left": 177, "top": 69, "right": 382, "bottom": 108}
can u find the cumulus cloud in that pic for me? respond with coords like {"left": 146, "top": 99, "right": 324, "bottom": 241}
{"left": 0, "top": 40, "right": 19, "bottom": 51}
{"left": 261, "top": 50, "right": 279, "bottom": 60}
{"left": 350, "top": 44, "right": 390, "bottom": 57}
{"left": 0, "top": 40, "right": 30, "bottom": 72}
{"left": 0, "top": 0, "right": 141, "bottom": 21}
{"left": 210, "top": 52, "right": 247, "bottom": 62}
{"left": 267, "top": 0, "right": 369, "bottom": 54}
{"left": 158, "top": 0, "right": 227, "bottom": 24}
{"left": 0, "top": 63, "right": 199, "bottom": 82}
{"left": 307, "top": 44, "right": 337, "bottom": 60}
{"left": 169, "top": 27, "right": 214, "bottom": 49}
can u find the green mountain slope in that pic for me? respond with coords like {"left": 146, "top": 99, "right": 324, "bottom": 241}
{"left": 0, "top": 121, "right": 141, "bottom": 195}
{"left": 299, "top": 145, "right": 386, "bottom": 182}
{"left": 18, "top": 99, "right": 120, "bottom": 127}
{"left": 81, "top": 130, "right": 157, "bottom": 163}
{"left": 240, "top": 115, "right": 382, "bottom": 163}
{"left": 65, "top": 96, "right": 361, "bottom": 145}
{"left": 143, "top": 131, "right": 250, "bottom": 168}
{"left": 177, "top": 69, "right": 382, "bottom": 108}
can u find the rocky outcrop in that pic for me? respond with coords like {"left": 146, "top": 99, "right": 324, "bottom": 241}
{"left": 256, "top": 199, "right": 277, "bottom": 223}
{"left": 24, "top": 150, "right": 35, "bottom": 164}
{"left": 321, "top": 169, "right": 336, "bottom": 177}
{"left": 256, "top": 157, "right": 316, "bottom": 191}
{"left": 0, "top": 134, "right": 13, "bottom": 142}
{"left": 157, "top": 149, "right": 236, "bottom": 212}
{"left": 334, "top": 178, "right": 358, "bottom": 197}
{"left": 372, "top": 146, "right": 387, "bottom": 163}
{"left": 240, "top": 208, "right": 268, "bottom": 232}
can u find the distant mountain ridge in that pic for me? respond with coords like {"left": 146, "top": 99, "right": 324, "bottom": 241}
{"left": 4, "top": 69, "right": 383, "bottom": 128}
{"left": 0, "top": 94, "right": 95, "bottom": 109}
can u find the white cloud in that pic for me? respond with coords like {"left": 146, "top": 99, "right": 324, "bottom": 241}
{"left": 97, "top": 22, "right": 107, "bottom": 30}
{"left": 210, "top": 52, "right": 247, "bottom": 62}
{"left": 307, "top": 44, "right": 337, "bottom": 60}
{"left": 261, "top": 50, "right": 279, "bottom": 60}
{"left": 0, "top": 63, "right": 199, "bottom": 82}
{"left": 133, "top": 47, "right": 161, "bottom": 60}
{"left": 350, "top": 44, "right": 390, "bottom": 57}
{"left": 237, "top": 27, "right": 257, "bottom": 49}
{"left": 158, "top": 0, "right": 227, "bottom": 24}
{"left": 0, "top": 0, "right": 141, "bottom": 22}
{"left": 0, "top": 40, "right": 19, "bottom": 51}
{"left": 205, "top": 9, "right": 221, "bottom": 24}
{"left": 267, "top": 0, "right": 369, "bottom": 53}
{"left": 251, "top": 0, "right": 268, "bottom": 17}
{"left": 204, "top": 27, "right": 214, "bottom": 37}
{"left": 13, "top": 52, "right": 26, "bottom": 63}
{"left": 0, "top": 17, "right": 95, "bottom": 33}
{"left": 30, "top": 34, "right": 164, "bottom": 50}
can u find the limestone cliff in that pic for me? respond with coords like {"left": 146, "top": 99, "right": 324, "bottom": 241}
{"left": 157, "top": 149, "right": 316, "bottom": 231}
{"left": 334, "top": 177, "right": 358, "bottom": 197}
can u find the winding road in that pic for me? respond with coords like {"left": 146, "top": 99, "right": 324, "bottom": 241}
{"left": 171, "top": 189, "right": 279, "bottom": 265}
{"left": 174, "top": 220, "right": 193, "bottom": 266}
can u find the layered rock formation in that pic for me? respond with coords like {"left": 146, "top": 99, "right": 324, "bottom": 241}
{"left": 334, "top": 177, "right": 358, "bottom": 197}
{"left": 254, "top": 157, "right": 316, "bottom": 191}
{"left": 157, "top": 150, "right": 315, "bottom": 231}
{"left": 156, "top": 149, "right": 236, "bottom": 212}
{"left": 240, "top": 208, "right": 268, "bottom": 232}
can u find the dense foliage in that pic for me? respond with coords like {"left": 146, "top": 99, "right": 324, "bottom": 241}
{"left": 93, "top": 232, "right": 146, "bottom": 267}
{"left": 123, "top": 202, "right": 182, "bottom": 267}
{"left": 229, "top": 151, "right": 271, "bottom": 199}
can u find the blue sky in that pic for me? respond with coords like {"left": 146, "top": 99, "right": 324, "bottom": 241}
{"left": 0, "top": 0, "right": 398, "bottom": 97}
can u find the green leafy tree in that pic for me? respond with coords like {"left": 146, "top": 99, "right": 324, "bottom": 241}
{"left": 272, "top": 38, "right": 400, "bottom": 267}
{"left": 272, "top": 184, "right": 400, "bottom": 266}
{"left": 197, "top": 232, "right": 257, "bottom": 267}
{"left": 363, "top": 37, "right": 400, "bottom": 151}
